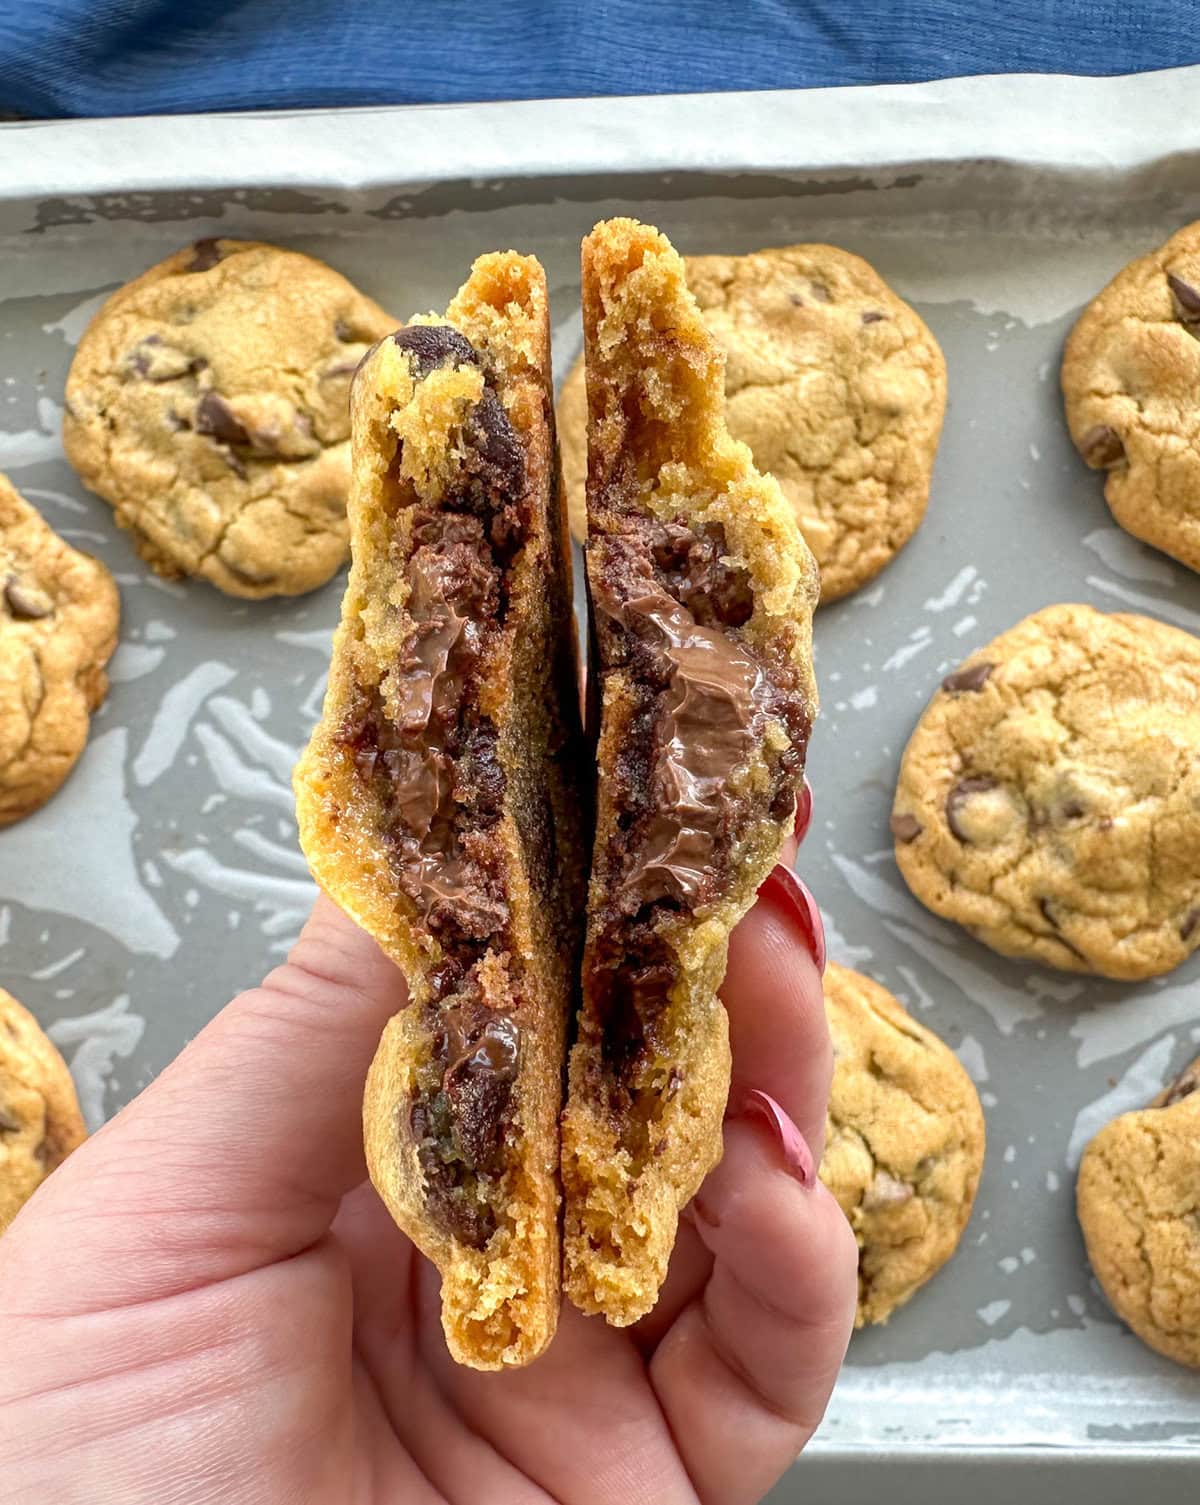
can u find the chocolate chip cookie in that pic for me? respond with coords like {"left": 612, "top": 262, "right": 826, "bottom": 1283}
{"left": 560, "top": 219, "right": 819, "bottom": 1326}
{"left": 1, "top": 987, "right": 87, "bottom": 1233}
{"left": 558, "top": 242, "right": 945, "bottom": 603}
{"left": 1063, "top": 223, "right": 1200, "bottom": 573}
{"left": 294, "top": 254, "right": 586, "bottom": 1369}
{"left": 819, "top": 963, "right": 985, "bottom": 1326}
{"left": 63, "top": 239, "right": 395, "bottom": 598}
{"left": 891, "top": 604, "right": 1200, "bottom": 980}
{"left": 1, "top": 473, "right": 119, "bottom": 825}
{"left": 1077, "top": 1055, "right": 1200, "bottom": 1368}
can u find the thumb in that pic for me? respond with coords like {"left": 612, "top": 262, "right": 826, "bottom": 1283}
{"left": 2, "top": 895, "right": 405, "bottom": 1309}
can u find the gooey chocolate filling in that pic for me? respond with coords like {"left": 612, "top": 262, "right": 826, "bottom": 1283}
{"left": 588, "top": 518, "right": 810, "bottom": 1107}
{"left": 337, "top": 325, "right": 529, "bottom": 1247}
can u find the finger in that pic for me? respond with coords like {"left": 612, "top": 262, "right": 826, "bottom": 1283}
{"left": 3, "top": 895, "right": 406, "bottom": 1307}
{"left": 651, "top": 1115, "right": 858, "bottom": 1505}
{"left": 724, "top": 858, "right": 830, "bottom": 1160}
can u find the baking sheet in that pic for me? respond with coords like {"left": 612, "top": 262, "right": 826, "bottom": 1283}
{"left": 2, "top": 68, "right": 1199, "bottom": 1501}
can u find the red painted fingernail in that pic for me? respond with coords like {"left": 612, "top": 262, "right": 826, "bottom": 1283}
{"left": 740, "top": 1089, "right": 815, "bottom": 1187}
{"left": 757, "top": 864, "right": 826, "bottom": 974}
{"left": 793, "top": 777, "right": 813, "bottom": 843}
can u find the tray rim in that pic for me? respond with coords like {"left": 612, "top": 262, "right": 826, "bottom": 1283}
{"left": 3, "top": 63, "right": 1200, "bottom": 204}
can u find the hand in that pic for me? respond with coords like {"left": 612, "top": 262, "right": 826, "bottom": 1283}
{"left": 0, "top": 828, "right": 856, "bottom": 1505}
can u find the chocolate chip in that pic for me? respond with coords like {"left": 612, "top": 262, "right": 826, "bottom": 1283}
{"left": 890, "top": 812, "right": 923, "bottom": 843}
{"left": 189, "top": 238, "right": 224, "bottom": 272}
{"left": 126, "top": 335, "right": 206, "bottom": 383}
{"left": 945, "top": 777, "right": 997, "bottom": 841}
{"left": 1181, "top": 907, "right": 1200, "bottom": 942}
{"left": 1167, "top": 272, "right": 1200, "bottom": 322}
{"left": 788, "top": 293, "right": 804, "bottom": 307}
{"left": 194, "top": 391, "right": 250, "bottom": 446}
{"left": 4, "top": 576, "right": 53, "bottom": 619}
{"left": 1036, "top": 898, "right": 1086, "bottom": 960}
{"left": 667, "top": 1067, "right": 683, "bottom": 1098}
{"left": 942, "top": 661, "right": 993, "bottom": 694}
{"left": 1059, "top": 799, "right": 1086, "bottom": 820}
{"left": 443, "top": 1011, "right": 519, "bottom": 1170}
{"left": 861, "top": 310, "right": 887, "bottom": 325}
{"left": 393, "top": 323, "right": 478, "bottom": 377}
{"left": 809, "top": 281, "right": 832, "bottom": 302}
{"left": 1078, "top": 423, "right": 1125, "bottom": 469}
{"left": 0, "top": 1106, "right": 20, "bottom": 1133}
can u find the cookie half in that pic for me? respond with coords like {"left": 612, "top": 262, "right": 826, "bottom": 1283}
{"left": 892, "top": 604, "right": 1200, "bottom": 980}
{"left": 559, "top": 243, "right": 945, "bottom": 603}
{"left": 560, "top": 219, "right": 819, "bottom": 1325}
{"left": 1, "top": 987, "right": 87, "bottom": 1233}
{"left": 64, "top": 239, "right": 395, "bottom": 598}
{"left": 1077, "top": 1055, "right": 1200, "bottom": 1368}
{"left": 820, "top": 963, "right": 985, "bottom": 1326}
{"left": 294, "top": 254, "right": 586, "bottom": 1368}
{"left": 1063, "top": 222, "right": 1200, "bottom": 573}
{"left": 1, "top": 473, "right": 119, "bottom": 825}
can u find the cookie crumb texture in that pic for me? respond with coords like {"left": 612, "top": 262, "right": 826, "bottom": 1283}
{"left": 1077, "top": 1056, "right": 1200, "bottom": 1368}
{"left": 1063, "top": 222, "right": 1200, "bottom": 573}
{"left": 819, "top": 964, "right": 985, "bottom": 1326}
{"left": 294, "top": 253, "right": 585, "bottom": 1369}
{"left": 559, "top": 242, "right": 945, "bottom": 603}
{"left": 0, "top": 474, "right": 119, "bottom": 825}
{"left": 892, "top": 604, "right": 1200, "bottom": 980}
{"left": 63, "top": 239, "right": 395, "bottom": 598}
{"left": 0, "top": 988, "right": 87, "bottom": 1233}
{"left": 561, "top": 218, "right": 818, "bottom": 1325}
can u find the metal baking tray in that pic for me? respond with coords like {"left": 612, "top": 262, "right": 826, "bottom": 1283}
{"left": 2, "top": 67, "right": 1199, "bottom": 1504}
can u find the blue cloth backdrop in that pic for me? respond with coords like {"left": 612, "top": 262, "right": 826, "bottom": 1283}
{"left": 0, "top": 0, "right": 1197, "bottom": 117}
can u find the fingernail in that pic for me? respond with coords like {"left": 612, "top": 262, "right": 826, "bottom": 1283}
{"left": 793, "top": 777, "right": 813, "bottom": 843}
{"left": 757, "top": 864, "right": 827, "bottom": 974}
{"left": 739, "top": 1089, "right": 816, "bottom": 1187}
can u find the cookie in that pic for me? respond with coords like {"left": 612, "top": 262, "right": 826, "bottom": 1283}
{"left": 294, "top": 254, "right": 586, "bottom": 1369}
{"left": 1077, "top": 1055, "right": 1200, "bottom": 1368}
{"left": 558, "top": 242, "right": 945, "bottom": 603}
{"left": 1063, "top": 222, "right": 1200, "bottom": 573}
{"left": 819, "top": 963, "right": 985, "bottom": 1326}
{"left": 1, "top": 474, "right": 119, "bottom": 825}
{"left": 0, "top": 987, "right": 87, "bottom": 1233}
{"left": 63, "top": 238, "right": 395, "bottom": 598}
{"left": 892, "top": 604, "right": 1200, "bottom": 980}
{"left": 560, "top": 219, "right": 819, "bottom": 1325}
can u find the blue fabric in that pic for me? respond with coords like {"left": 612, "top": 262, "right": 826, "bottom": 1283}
{"left": 0, "top": 0, "right": 1196, "bottom": 118}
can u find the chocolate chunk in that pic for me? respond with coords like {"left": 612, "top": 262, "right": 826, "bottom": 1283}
{"left": 189, "top": 238, "right": 224, "bottom": 272}
{"left": 809, "top": 281, "right": 832, "bottom": 303}
{"left": 0, "top": 1106, "right": 20, "bottom": 1133}
{"left": 650, "top": 521, "right": 753, "bottom": 629}
{"left": 1180, "top": 907, "right": 1200, "bottom": 942}
{"left": 945, "top": 777, "right": 997, "bottom": 841}
{"left": 861, "top": 310, "right": 887, "bottom": 325}
{"left": 1159, "top": 1064, "right": 1199, "bottom": 1107}
{"left": 127, "top": 335, "right": 206, "bottom": 383}
{"left": 463, "top": 389, "right": 526, "bottom": 538}
{"left": 4, "top": 576, "right": 53, "bottom": 620}
{"left": 1167, "top": 272, "right": 1200, "bottom": 323}
{"left": 1078, "top": 423, "right": 1125, "bottom": 469}
{"left": 1059, "top": 799, "right": 1086, "bottom": 820}
{"left": 942, "top": 661, "right": 993, "bottom": 694}
{"left": 442, "top": 1006, "right": 520, "bottom": 1169}
{"left": 788, "top": 293, "right": 804, "bottom": 307}
{"left": 393, "top": 323, "right": 478, "bottom": 377}
{"left": 890, "top": 811, "right": 922, "bottom": 843}
{"left": 194, "top": 391, "right": 250, "bottom": 446}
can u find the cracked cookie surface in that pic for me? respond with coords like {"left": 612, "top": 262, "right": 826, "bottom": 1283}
{"left": 559, "top": 243, "right": 945, "bottom": 602}
{"left": 0, "top": 987, "right": 87, "bottom": 1233}
{"left": 63, "top": 238, "right": 395, "bottom": 598}
{"left": 1063, "top": 221, "right": 1200, "bottom": 573}
{"left": 819, "top": 963, "right": 985, "bottom": 1326}
{"left": 892, "top": 604, "right": 1200, "bottom": 980}
{"left": 1077, "top": 1055, "right": 1200, "bottom": 1368}
{"left": 0, "top": 473, "right": 119, "bottom": 825}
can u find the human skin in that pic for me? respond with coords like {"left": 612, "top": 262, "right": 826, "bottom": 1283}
{"left": 0, "top": 827, "right": 855, "bottom": 1505}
